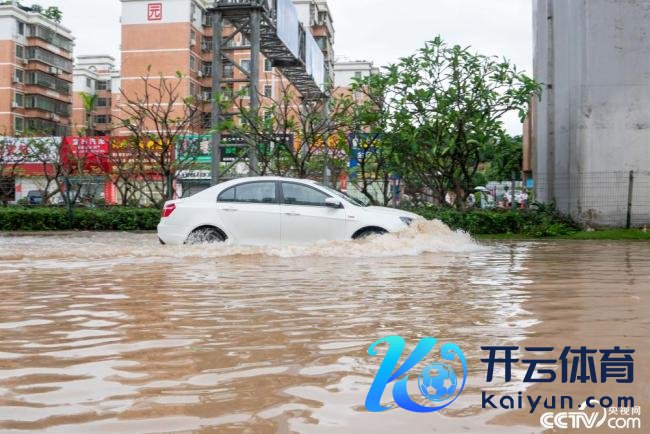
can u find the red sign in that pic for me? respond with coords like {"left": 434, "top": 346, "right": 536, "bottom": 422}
{"left": 61, "top": 137, "right": 111, "bottom": 173}
{"left": 147, "top": 3, "right": 163, "bottom": 21}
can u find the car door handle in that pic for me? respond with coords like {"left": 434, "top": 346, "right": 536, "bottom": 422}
{"left": 285, "top": 212, "right": 301, "bottom": 216}
{"left": 222, "top": 208, "right": 238, "bottom": 212}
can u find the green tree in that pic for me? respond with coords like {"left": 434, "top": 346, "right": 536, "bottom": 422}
{"left": 347, "top": 73, "right": 396, "bottom": 206}
{"left": 483, "top": 133, "right": 523, "bottom": 182}
{"left": 222, "top": 79, "right": 353, "bottom": 180}
{"left": 79, "top": 92, "right": 97, "bottom": 136}
{"left": 43, "top": 6, "right": 62, "bottom": 23}
{"left": 362, "top": 37, "right": 540, "bottom": 208}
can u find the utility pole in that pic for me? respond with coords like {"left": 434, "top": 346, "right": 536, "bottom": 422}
{"left": 248, "top": 7, "right": 261, "bottom": 175}
{"left": 210, "top": 9, "right": 223, "bottom": 186}
{"left": 322, "top": 96, "right": 330, "bottom": 186}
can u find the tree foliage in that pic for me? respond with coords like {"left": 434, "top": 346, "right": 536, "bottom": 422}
{"left": 220, "top": 79, "right": 353, "bottom": 181}
{"left": 116, "top": 69, "right": 203, "bottom": 207}
{"left": 354, "top": 37, "right": 541, "bottom": 208}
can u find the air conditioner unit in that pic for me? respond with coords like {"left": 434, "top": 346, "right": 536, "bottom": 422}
{"left": 197, "top": 71, "right": 203, "bottom": 78}
{"left": 22, "top": 59, "right": 29, "bottom": 65}
{"left": 190, "top": 38, "right": 196, "bottom": 47}
{"left": 11, "top": 102, "right": 20, "bottom": 109}
{"left": 202, "top": 92, "right": 211, "bottom": 102}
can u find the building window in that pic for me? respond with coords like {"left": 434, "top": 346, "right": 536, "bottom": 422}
{"left": 14, "top": 116, "right": 24, "bottom": 133}
{"left": 190, "top": 29, "right": 196, "bottom": 47}
{"left": 15, "top": 44, "right": 24, "bottom": 59}
{"left": 16, "top": 20, "right": 25, "bottom": 36}
{"left": 14, "top": 69, "right": 24, "bottom": 83}
{"left": 14, "top": 92, "right": 24, "bottom": 108}
{"left": 201, "top": 36, "right": 212, "bottom": 52}
{"left": 241, "top": 59, "right": 251, "bottom": 73}
{"left": 201, "top": 61, "right": 212, "bottom": 77}
{"left": 189, "top": 82, "right": 197, "bottom": 97}
{"left": 94, "top": 115, "right": 111, "bottom": 124}
{"left": 86, "top": 78, "right": 92, "bottom": 88}
{"left": 355, "top": 71, "right": 362, "bottom": 79}
{"left": 96, "top": 80, "right": 109, "bottom": 91}
{"left": 202, "top": 11, "right": 212, "bottom": 27}
{"left": 264, "top": 85, "right": 273, "bottom": 98}
{"left": 264, "top": 58, "right": 272, "bottom": 72}
{"left": 190, "top": 55, "right": 197, "bottom": 72}
{"left": 223, "top": 64, "right": 234, "bottom": 79}
{"left": 96, "top": 97, "right": 111, "bottom": 107}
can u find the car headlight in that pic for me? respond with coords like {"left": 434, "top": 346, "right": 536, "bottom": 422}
{"left": 400, "top": 216, "right": 414, "bottom": 226}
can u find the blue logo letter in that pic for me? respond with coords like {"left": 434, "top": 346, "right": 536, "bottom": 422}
{"left": 365, "top": 336, "right": 467, "bottom": 413}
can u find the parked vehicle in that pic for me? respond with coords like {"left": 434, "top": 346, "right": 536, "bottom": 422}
{"left": 26, "top": 190, "right": 43, "bottom": 205}
{"left": 158, "top": 177, "right": 422, "bottom": 245}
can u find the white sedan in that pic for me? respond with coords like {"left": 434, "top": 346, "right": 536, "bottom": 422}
{"left": 157, "top": 177, "right": 422, "bottom": 245}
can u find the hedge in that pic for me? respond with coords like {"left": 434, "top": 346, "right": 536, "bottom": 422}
{"left": 0, "top": 207, "right": 160, "bottom": 231}
{"left": 0, "top": 204, "right": 579, "bottom": 236}
{"left": 402, "top": 204, "right": 581, "bottom": 237}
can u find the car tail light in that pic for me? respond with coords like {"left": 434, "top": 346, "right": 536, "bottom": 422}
{"left": 161, "top": 203, "right": 176, "bottom": 218}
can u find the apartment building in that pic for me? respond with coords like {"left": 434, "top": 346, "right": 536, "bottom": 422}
{"left": 0, "top": 2, "right": 73, "bottom": 137}
{"left": 332, "top": 60, "right": 379, "bottom": 102}
{"left": 72, "top": 55, "right": 120, "bottom": 136}
{"left": 119, "top": 0, "right": 334, "bottom": 135}
{"left": 334, "top": 60, "right": 379, "bottom": 88}
{"left": 293, "top": 0, "right": 335, "bottom": 85}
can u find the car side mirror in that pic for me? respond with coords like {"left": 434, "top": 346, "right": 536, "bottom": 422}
{"left": 325, "top": 197, "right": 342, "bottom": 208}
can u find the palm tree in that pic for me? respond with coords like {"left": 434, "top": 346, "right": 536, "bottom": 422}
{"left": 79, "top": 92, "right": 97, "bottom": 136}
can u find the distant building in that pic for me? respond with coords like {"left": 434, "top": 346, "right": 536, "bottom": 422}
{"left": 118, "top": 0, "right": 333, "bottom": 136}
{"left": 72, "top": 55, "right": 120, "bottom": 136}
{"left": 532, "top": 0, "right": 650, "bottom": 227}
{"left": 332, "top": 60, "right": 379, "bottom": 102}
{"left": 293, "top": 0, "right": 335, "bottom": 85}
{"left": 0, "top": 2, "right": 74, "bottom": 136}
{"left": 333, "top": 60, "right": 379, "bottom": 88}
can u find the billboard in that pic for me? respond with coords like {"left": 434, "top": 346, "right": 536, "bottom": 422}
{"left": 178, "top": 135, "right": 295, "bottom": 163}
{"left": 0, "top": 136, "right": 60, "bottom": 164}
{"left": 305, "top": 30, "right": 325, "bottom": 91}
{"left": 276, "top": 0, "right": 301, "bottom": 59}
{"left": 61, "top": 137, "right": 111, "bottom": 173}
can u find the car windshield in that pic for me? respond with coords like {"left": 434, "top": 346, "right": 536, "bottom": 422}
{"left": 319, "top": 185, "right": 370, "bottom": 207}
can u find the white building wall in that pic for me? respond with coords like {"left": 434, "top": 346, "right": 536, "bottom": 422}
{"left": 533, "top": 0, "right": 650, "bottom": 227}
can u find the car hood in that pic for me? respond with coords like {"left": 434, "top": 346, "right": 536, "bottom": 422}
{"left": 364, "top": 206, "right": 423, "bottom": 219}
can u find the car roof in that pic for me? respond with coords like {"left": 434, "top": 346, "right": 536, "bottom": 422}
{"left": 224, "top": 176, "right": 320, "bottom": 185}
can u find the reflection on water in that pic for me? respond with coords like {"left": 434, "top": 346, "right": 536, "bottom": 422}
{"left": 0, "top": 227, "right": 647, "bottom": 433}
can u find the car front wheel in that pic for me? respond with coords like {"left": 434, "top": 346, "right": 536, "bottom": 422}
{"left": 353, "top": 228, "right": 388, "bottom": 240}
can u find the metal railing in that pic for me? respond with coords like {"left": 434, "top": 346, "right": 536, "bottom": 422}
{"left": 534, "top": 170, "right": 650, "bottom": 228}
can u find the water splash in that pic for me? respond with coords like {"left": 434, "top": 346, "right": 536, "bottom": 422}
{"left": 0, "top": 219, "right": 483, "bottom": 261}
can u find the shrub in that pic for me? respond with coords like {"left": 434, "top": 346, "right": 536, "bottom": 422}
{"left": 0, "top": 206, "right": 160, "bottom": 231}
{"left": 402, "top": 204, "right": 580, "bottom": 237}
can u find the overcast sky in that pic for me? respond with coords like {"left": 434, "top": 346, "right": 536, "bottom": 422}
{"left": 43, "top": 0, "right": 533, "bottom": 131}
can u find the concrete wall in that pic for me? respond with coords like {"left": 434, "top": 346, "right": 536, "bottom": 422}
{"left": 533, "top": 0, "right": 650, "bottom": 227}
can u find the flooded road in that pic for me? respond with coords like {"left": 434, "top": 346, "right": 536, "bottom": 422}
{"left": 0, "top": 224, "right": 648, "bottom": 433}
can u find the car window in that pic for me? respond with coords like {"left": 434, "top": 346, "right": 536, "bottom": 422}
{"left": 219, "top": 186, "right": 236, "bottom": 202}
{"left": 218, "top": 182, "right": 276, "bottom": 204}
{"left": 282, "top": 182, "right": 330, "bottom": 206}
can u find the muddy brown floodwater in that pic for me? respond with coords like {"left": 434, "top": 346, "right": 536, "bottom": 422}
{"left": 0, "top": 222, "right": 648, "bottom": 434}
